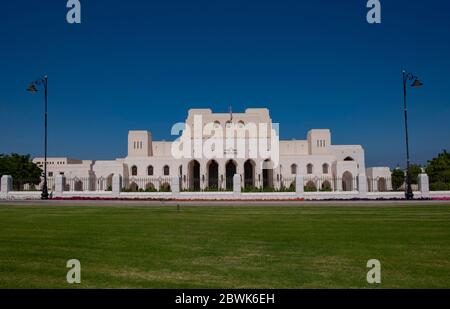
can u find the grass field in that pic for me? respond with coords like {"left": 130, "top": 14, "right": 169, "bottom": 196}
{"left": 0, "top": 204, "right": 449, "bottom": 288}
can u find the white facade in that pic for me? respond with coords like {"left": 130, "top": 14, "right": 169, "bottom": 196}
{"left": 33, "top": 108, "right": 390, "bottom": 192}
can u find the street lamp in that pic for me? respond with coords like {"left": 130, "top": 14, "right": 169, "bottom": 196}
{"left": 402, "top": 70, "right": 423, "bottom": 200}
{"left": 27, "top": 75, "right": 49, "bottom": 200}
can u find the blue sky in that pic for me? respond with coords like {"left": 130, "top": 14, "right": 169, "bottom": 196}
{"left": 0, "top": 0, "right": 449, "bottom": 168}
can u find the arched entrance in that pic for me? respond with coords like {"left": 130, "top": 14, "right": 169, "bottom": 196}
{"left": 225, "top": 160, "right": 237, "bottom": 190}
{"left": 74, "top": 179, "right": 83, "bottom": 191}
{"left": 188, "top": 160, "right": 200, "bottom": 191}
{"left": 342, "top": 171, "right": 353, "bottom": 191}
{"left": 262, "top": 159, "right": 274, "bottom": 189}
{"left": 244, "top": 159, "right": 255, "bottom": 188}
{"left": 106, "top": 174, "right": 113, "bottom": 191}
{"left": 377, "top": 177, "right": 387, "bottom": 192}
{"left": 207, "top": 160, "right": 219, "bottom": 189}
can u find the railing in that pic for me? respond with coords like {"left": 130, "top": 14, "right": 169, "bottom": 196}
{"left": 6, "top": 174, "right": 444, "bottom": 195}
{"left": 122, "top": 176, "right": 172, "bottom": 192}
{"left": 428, "top": 175, "right": 450, "bottom": 191}
{"left": 11, "top": 177, "right": 56, "bottom": 191}
{"left": 302, "top": 176, "right": 343, "bottom": 192}
{"left": 64, "top": 176, "right": 96, "bottom": 191}
{"left": 367, "top": 176, "right": 395, "bottom": 192}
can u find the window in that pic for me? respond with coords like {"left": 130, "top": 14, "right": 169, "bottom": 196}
{"left": 147, "top": 165, "right": 153, "bottom": 176}
{"left": 307, "top": 163, "right": 313, "bottom": 174}
{"left": 213, "top": 121, "right": 221, "bottom": 128}
{"left": 238, "top": 120, "right": 245, "bottom": 128}
{"left": 48, "top": 172, "right": 53, "bottom": 177}
{"left": 322, "top": 163, "right": 329, "bottom": 174}
{"left": 344, "top": 156, "right": 354, "bottom": 161}
{"left": 163, "top": 165, "right": 170, "bottom": 176}
{"left": 291, "top": 164, "right": 297, "bottom": 175}
{"left": 131, "top": 165, "right": 138, "bottom": 176}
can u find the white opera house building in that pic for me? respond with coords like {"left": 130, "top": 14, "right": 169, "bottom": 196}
{"left": 32, "top": 108, "right": 392, "bottom": 193}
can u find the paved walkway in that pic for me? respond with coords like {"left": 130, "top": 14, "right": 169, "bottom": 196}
{"left": 0, "top": 199, "right": 449, "bottom": 207}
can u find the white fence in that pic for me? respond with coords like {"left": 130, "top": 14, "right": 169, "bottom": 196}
{"left": 1, "top": 173, "right": 449, "bottom": 200}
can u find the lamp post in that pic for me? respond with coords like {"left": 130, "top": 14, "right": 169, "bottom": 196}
{"left": 27, "top": 75, "right": 49, "bottom": 200}
{"left": 402, "top": 70, "right": 423, "bottom": 200}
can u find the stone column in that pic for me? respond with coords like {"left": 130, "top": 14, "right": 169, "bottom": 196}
{"left": 219, "top": 161, "right": 226, "bottom": 190}
{"left": 295, "top": 175, "right": 304, "bottom": 198}
{"left": 55, "top": 174, "right": 66, "bottom": 197}
{"left": 418, "top": 173, "right": 430, "bottom": 199}
{"left": 171, "top": 176, "right": 180, "bottom": 195}
{"left": 358, "top": 174, "right": 367, "bottom": 199}
{"left": 1, "top": 175, "right": 12, "bottom": 194}
{"left": 200, "top": 164, "right": 207, "bottom": 190}
{"left": 112, "top": 174, "right": 122, "bottom": 195}
{"left": 233, "top": 174, "right": 241, "bottom": 195}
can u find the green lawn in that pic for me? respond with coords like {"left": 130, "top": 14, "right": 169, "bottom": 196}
{"left": 0, "top": 204, "right": 449, "bottom": 288}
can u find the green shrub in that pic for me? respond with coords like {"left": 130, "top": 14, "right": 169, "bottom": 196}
{"left": 430, "top": 182, "right": 450, "bottom": 191}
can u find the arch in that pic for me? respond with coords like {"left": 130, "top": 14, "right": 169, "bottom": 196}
{"left": 207, "top": 160, "right": 219, "bottom": 190}
{"left": 213, "top": 120, "right": 221, "bottom": 128}
{"left": 262, "top": 159, "right": 274, "bottom": 189}
{"left": 291, "top": 164, "right": 298, "bottom": 175}
{"left": 129, "top": 181, "right": 139, "bottom": 192}
{"left": 321, "top": 180, "right": 332, "bottom": 191}
{"left": 163, "top": 165, "right": 170, "bottom": 176}
{"left": 238, "top": 120, "right": 245, "bottom": 128}
{"left": 377, "top": 177, "right": 387, "bottom": 192}
{"left": 305, "top": 180, "right": 317, "bottom": 192}
{"left": 244, "top": 159, "right": 255, "bottom": 188}
{"left": 225, "top": 160, "right": 237, "bottom": 190}
{"left": 145, "top": 182, "right": 156, "bottom": 192}
{"left": 344, "top": 156, "right": 354, "bottom": 161}
{"left": 322, "top": 163, "right": 329, "bottom": 174}
{"left": 188, "top": 160, "right": 200, "bottom": 191}
{"left": 131, "top": 165, "right": 138, "bottom": 176}
{"left": 147, "top": 165, "right": 154, "bottom": 176}
{"left": 342, "top": 171, "right": 353, "bottom": 191}
{"left": 74, "top": 179, "right": 83, "bottom": 191}
{"left": 307, "top": 163, "right": 313, "bottom": 174}
{"left": 160, "top": 182, "right": 171, "bottom": 192}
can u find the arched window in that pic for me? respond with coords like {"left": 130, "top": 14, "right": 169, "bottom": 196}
{"left": 213, "top": 121, "right": 221, "bottom": 128}
{"left": 238, "top": 120, "right": 245, "bottom": 128}
{"left": 307, "top": 163, "right": 313, "bottom": 174}
{"left": 291, "top": 164, "right": 297, "bottom": 175}
{"left": 344, "top": 156, "right": 354, "bottom": 161}
{"left": 163, "top": 165, "right": 170, "bottom": 176}
{"left": 322, "top": 163, "right": 329, "bottom": 174}
{"left": 131, "top": 165, "right": 138, "bottom": 176}
{"left": 147, "top": 165, "right": 153, "bottom": 176}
